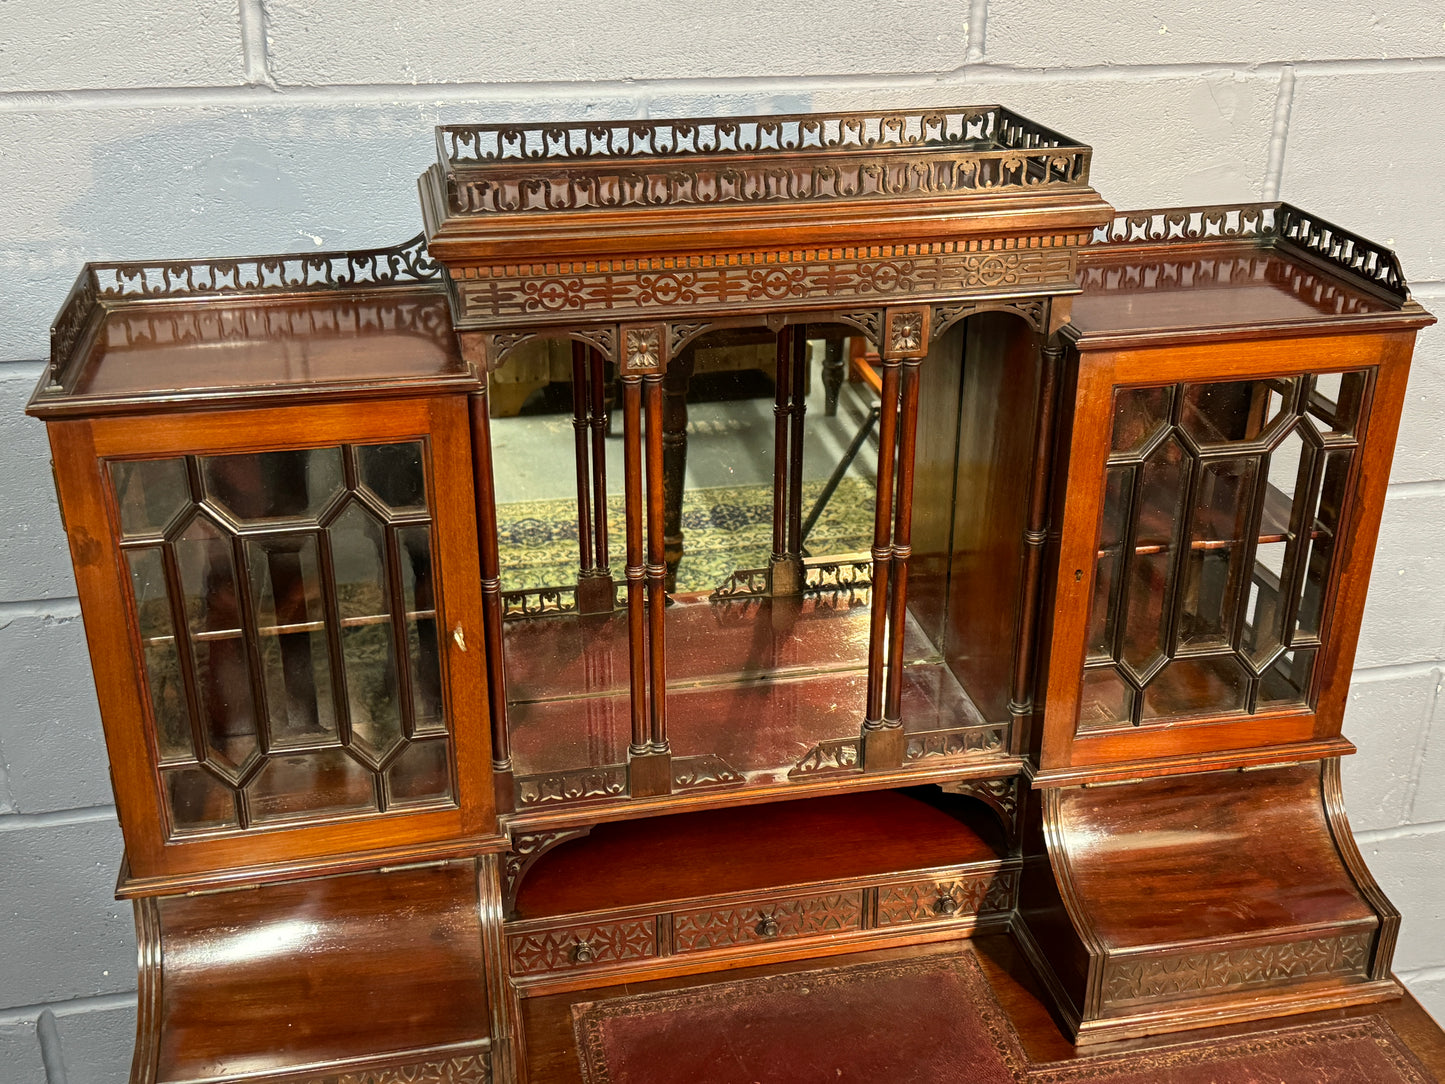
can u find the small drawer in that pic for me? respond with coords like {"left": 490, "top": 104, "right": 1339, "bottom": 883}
{"left": 508, "top": 917, "right": 659, "bottom": 976}
{"left": 672, "top": 891, "right": 865, "bottom": 954}
{"left": 875, "top": 868, "right": 1017, "bottom": 928}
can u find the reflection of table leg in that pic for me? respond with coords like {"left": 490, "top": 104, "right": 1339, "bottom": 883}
{"left": 822, "top": 336, "right": 846, "bottom": 416}
{"left": 661, "top": 352, "right": 695, "bottom": 592}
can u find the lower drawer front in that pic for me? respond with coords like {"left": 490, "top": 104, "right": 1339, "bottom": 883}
{"left": 509, "top": 917, "right": 659, "bottom": 976}
{"left": 508, "top": 863, "right": 1017, "bottom": 981}
{"left": 876, "top": 869, "right": 1018, "bottom": 928}
{"left": 673, "top": 891, "right": 865, "bottom": 953}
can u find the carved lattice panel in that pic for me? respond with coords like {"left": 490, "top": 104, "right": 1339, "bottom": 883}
{"left": 1101, "top": 931, "right": 1373, "bottom": 1008}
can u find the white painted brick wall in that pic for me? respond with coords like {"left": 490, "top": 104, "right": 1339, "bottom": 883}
{"left": 0, "top": 0, "right": 246, "bottom": 91}
{"left": 1, "top": 3, "right": 1442, "bottom": 1077}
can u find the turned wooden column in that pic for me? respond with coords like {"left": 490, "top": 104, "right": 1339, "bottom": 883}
{"left": 621, "top": 371, "right": 648, "bottom": 760}
{"left": 467, "top": 381, "right": 513, "bottom": 812}
{"left": 769, "top": 324, "right": 809, "bottom": 596}
{"left": 863, "top": 307, "right": 930, "bottom": 771}
{"left": 622, "top": 324, "right": 671, "bottom": 797}
{"left": 572, "top": 341, "right": 615, "bottom": 614}
{"left": 1008, "top": 335, "right": 1060, "bottom": 752}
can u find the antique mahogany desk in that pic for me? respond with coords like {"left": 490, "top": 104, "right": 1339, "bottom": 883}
{"left": 27, "top": 107, "right": 1442, "bottom": 1082}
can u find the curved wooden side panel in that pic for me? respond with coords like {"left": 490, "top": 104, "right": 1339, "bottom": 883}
{"left": 1014, "top": 785, "right": 1105, "bottom": 1032}
{"left": 147, "top": 860, "right": 493, "bottom": 1083}
{"left": 1017, "top": 760, "right": 1401, "bottom": 1045}
{"left": 130, "top": 896, "right": 162, "bottom": 1084}
{"left": 1323, "top": 757, "right": 1403, "bottom": 981}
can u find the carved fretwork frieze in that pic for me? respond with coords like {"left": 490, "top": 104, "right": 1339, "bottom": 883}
{"left": 1091, "top": 202, "right": 1408, "bottom": 303}
{"left": 45, "top": 234, "right": 443, "bottom": 390}
{"left": 904, "top": 725, "right": 1006, "bottom": 763}
{"left": 1100, "top": 931, "right": 1374, "bottom": 1007}
{"left": 515, "top": 765, "right": 627, "bottom": 806}
{"left": 788, "top": 737, "right": 862, "bottom": 778}
{"left": 501, "top": 585, "right": 578, "bottom": 620}
{"left": 671, "top": 754, "right": 745, "bottom": 790}
{"left": 299, "top": 1051, "right": 492, "bottom": 1084}
{"left": 437, "top": 108, "right": 1091, "bottom": 217}
{"left": 452, "top": 241, "right": 1081, "bottom": 328}
{"left": 1093, "top": 204, "right": 1275, "bottom": 247}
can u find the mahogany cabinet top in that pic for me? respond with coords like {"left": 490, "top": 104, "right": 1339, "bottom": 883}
{"left": 28, "top": 235, "right": 475, "bottom": 419}
{"left": 418, "top": 105, "right": 1116, "bottom": 335}
{"left": 1070, "top": 203, "right": 1434, "bottom": 349}
{"left": 419, "top": 105, "right": 1110, "bottom": 253}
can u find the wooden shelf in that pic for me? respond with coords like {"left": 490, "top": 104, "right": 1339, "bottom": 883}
{"left": 505, "top": 595, "right": 997, "bottom": 786}
{"left": 513, "top": 788, "right": 1007, "bottom": 920}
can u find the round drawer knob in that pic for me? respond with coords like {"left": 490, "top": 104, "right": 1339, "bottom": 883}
{"left": 572, "top": 939, "right": 596, "bottom": 963}
{"left": 933, "top": 893, "right": 959, "bottom": 916}
{"left": 756, "top": 914, "right": 780, "bottom": 938}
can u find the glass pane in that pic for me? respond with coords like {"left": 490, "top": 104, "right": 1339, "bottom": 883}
{"left": 1079, "top": 667, "right": 1135, "bottom": 731}
{"left": 1179, "top": 378, "right": 1292, "bottom": 447}
{"left": 164, "top": 766, "right": 238, "bottom": 832}
{"left": 126, "top": 547, "right": 193, "bottom": 763}
{"left": 246, "top": 748, "right": 377, "bottom": 824}
{"left": 398, "top": 524, "right": 445, "bottom": 734}
{"left": 110, "top": 458, "right": 190, "bottom": 538}
{"left": 1179, "top": 456, "right": 1259, "bottom": 649}
{"left": 358, "top": 441, "right": 428, "bottom": 514}
{"left": 331, "top": 502, "right": 403, "bottom": 767}
{"left": 387, "top": 737, "right": 453, "bottom": 806}
{"left": 1258, "top": 647, "right": 1317, "bottom": 709}
{"left": 1307, "top": 371, "right": 1368, "bottom": 439}
{"left": 1243, "top": 426, "right": 1306, "bottom": 668}
{"left": 1088, "top": 467, "right": 1131, "bottom": 660}
{"left": 491, "top": 338, "right": 595, "bottom": 595}
{"left": 1295, "top": 449, "right": 1353, "bottom": 642}
{"left": 1141, "top": 655, "right": 1249, "bottom": 721}
{"left": 248, "top": 536, "right": 337, "bottom": 746}
{"left": 175, "top": 516, "right": 259, "bottom": 783}
{"left": 1112, "top": 386, "right": 1172, "bottom": 456}
{"left": 202, "top": 447, "right": 343, "bottom": 524}
{"left": 1120, "top": 435, "right": 1188, "bottom": 675}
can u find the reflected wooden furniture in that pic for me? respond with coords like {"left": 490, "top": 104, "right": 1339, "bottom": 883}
{"left": 27, "top": 107, "right": 1440, "bottom": 1083}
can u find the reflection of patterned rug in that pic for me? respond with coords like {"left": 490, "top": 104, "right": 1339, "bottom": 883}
{"left": 571, "top": 949, "right": 1433, "bottom": 1084}
{"left": 496, "top": 477, "right": 875, "bottom": 595}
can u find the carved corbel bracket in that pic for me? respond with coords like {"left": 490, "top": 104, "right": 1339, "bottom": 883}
{"left": 501, "top": 827, "right": 594, "bottom": 917}
{"left": 940, "top": 775, "right": 1022, "bottom": 848}
{"left": 930, "top": 297, "right": 1051, "bottom": 342}
{"left": 460, "top": 324, "right": 619, "bottom": 374}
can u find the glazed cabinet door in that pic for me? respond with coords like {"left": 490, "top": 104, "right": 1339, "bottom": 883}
{"left": 1039, "top": 332, "right": 1414, "bottom": 773}
{"left": 49, "top": 397, "right": 494, "bottom": 885}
